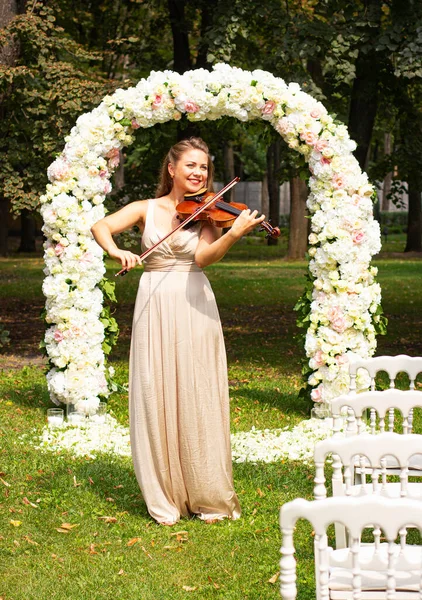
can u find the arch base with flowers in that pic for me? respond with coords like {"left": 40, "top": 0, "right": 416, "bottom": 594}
{"left": 40, "top": 63, "right": 383, "bottom": 415}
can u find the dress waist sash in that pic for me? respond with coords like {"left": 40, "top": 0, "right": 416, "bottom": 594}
{"left": 143, "top": 258, "right": 202, "bottom": 272}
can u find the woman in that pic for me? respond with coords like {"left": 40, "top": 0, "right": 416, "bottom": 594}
{"left": 91, "top": 137, "right": 265, "bottom": 525}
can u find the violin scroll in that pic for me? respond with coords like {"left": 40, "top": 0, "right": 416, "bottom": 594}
{"left": 259, "top": 222, "right": 281, "bottom": 239}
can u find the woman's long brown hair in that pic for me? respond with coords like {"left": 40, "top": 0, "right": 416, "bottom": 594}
{"left": 155, "top": 137, "right": 215, "bottom": 198}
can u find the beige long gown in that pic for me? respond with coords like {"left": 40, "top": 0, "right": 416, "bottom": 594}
{"left": 129, "top": 199, "right": 241, "bottom": 524}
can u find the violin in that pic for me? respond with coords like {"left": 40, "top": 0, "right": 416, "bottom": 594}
{"left": 177, "top": 189, "right": 281, "bottom": 239}
{"left": 115, "top": 177, "right": 280, "bottom": 276}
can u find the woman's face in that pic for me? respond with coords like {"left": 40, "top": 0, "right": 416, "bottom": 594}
{"left": 169, "top": 149, "right": 208, "bottom": 194}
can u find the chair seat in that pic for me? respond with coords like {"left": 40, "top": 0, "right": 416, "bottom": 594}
{"left": 329, "top": 544, "right": 422, "bottom": 595}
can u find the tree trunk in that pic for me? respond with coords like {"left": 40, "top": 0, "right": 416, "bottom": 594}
{"left": 18, "top": 208, "right": 36, "bottom": 252}
{"left": 0, "top": 196, "right": 9, "bottom": 256}
{"left": 167, "top": 0, "right": 192, "bottom": 74}
{"left": 114, "top": 151, "right": 125, "bottom": 192}
{"left": 382, "top": 133, "right": 392, "bottom": 212}
{"left": 347, "top": 0, "right": 382, "bottom": 170}
{"left": 223, "top": 142, "right": 235, "bottom": 202}
{"left": 404, "top": 184, "right": 422, "bottom": 252}
{"left": 266, "top": 140, "right": 280, "bottom": 246}
{"left": 287, "top": 177, "right": 308, "bottom": 259}
{"left": 261, "top": 171, "right": 269, "bottom": 218}
{"left": 196, "top": 3, "right": 213, "bottom": 70}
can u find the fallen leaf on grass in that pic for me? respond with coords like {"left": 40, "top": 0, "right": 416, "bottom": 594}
{"left": 141, "top": 545, "right": 153, "bottom": 559}
{"left": 105, "top": 497, "right": 115, "bottom": 502}
{"left": 170, "top": 530, "right": 189, "bottom": 543}
{"left": 113, "top": 484, "right": 124, "bottom": 489}
{"left": 208, "top": 576, "right": 220, "bottom": 589}
{"left": 22, "top": 497, "right": 38, "bottom": 508}
{"left": 88, "top": 543, "right": 98, "bottom": 555}
{"left": 73, "top": 476, "right": 81, "bottom": 487}
{"left": 126, "top": 537, "right": 142, "bottom": 547}
{"left": 118, "top": 569, "right": 125, "bottom": 575}
{"left": 182, "top": 586, "right": 197, "bottom": 592}
{"left": 268, "top": 572, "right": 279, "bottom": 584}
{"left": 56, "top": 522, "right": 78, "bottom": 533}
{"left": 10, "top": 520, "right": 21, "bottom": 527}
{"left": 0, "top": 478, "right": 10, "bottom": 487}
{"left": 98, "top": 516, "right": 117, "bottom": 523}
{"left": 88, "top": 477, "right": 94, "bottom": 485}
{"left": 256, "top": 488, "right": 265, "bottom": 497}
{"left": 23, "top": 536, "right": 39, "bottom": 546}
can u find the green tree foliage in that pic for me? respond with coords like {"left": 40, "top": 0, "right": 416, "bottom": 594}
{"left": 0, "top": 2, "right": 118, "bottom": 215}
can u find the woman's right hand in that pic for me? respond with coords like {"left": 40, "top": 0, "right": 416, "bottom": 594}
{"left": 108, "top": 248, "right": 142, "bottom": 271}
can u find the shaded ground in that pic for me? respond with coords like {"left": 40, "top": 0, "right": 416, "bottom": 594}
{"left": 0, "top": 298, "right": 46, "bottom": 369}
{"left": 0, "top": 298, "right": 296, "bottom": 369}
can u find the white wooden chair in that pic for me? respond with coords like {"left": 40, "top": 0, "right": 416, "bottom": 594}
{"left": 349, "top": 355, "right": 422, "bottom": 394}
{"left": 280, "top": 495, "right": 422, "bottom": 599}
{"left": 331, "top": 390, "right": 422, "bottom": 438}
{"left": 348, "top": 355, "right": 422, "bottom": 434}
{"left": 314, "top": 432, "right": 422, "bottom": 548}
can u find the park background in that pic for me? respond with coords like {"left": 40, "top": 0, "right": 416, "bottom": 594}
{"left": 0, "top": 1, "right": 422, "bottom": 599}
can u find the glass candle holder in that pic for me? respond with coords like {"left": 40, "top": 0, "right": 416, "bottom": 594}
{"left": 66, "top": 403, "right": 86, "bottom": 425}
{"left": 47, "top": 408, "right": 64, "bottom": 428}
{"left": 89, "top": 402, "right": 107, "bottom": 425}
{"left": 311, "top": 404, "right": 331, "bottom": 420}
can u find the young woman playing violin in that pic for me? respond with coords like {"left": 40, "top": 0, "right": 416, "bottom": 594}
{"left": 91, "top": 137, "right": 265, "bottom": 526}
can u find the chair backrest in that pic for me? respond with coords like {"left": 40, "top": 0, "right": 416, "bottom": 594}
{"left": 314, "top": 432, "right": 422, "bottom": 500}
{"left": 280, "top": 496, "right": 422, "bottom": 600}
{"left": 330, "top": 389, "right": 422, "bottom": 435}
{"left": 349, "top": 355, "right": 422, "bottom": 392}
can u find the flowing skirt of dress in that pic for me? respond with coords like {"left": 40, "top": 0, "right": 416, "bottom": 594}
{"left": 129, "top": 203, "right": 241, "bottom": 524}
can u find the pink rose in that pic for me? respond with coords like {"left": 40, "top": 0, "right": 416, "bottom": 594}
{"left": 152, "top": 95, "right": 162, "bottom": 109}
{"left": 99, "top": 169, "right": 108, "bottom": 178}
{"left": 80, "top": 252, "right": 94, "bottom": 265}
{"left": 310, "top": 108, "right": 322, "bottom": 119}
{"left": 262, "top": 101, "right": 276, "bottom": 115}
{"left": 103, "top": 181, "right": 112, "bottom": 194}
{"left": 54, "top": 330, "right": 64, "bottom": 343}
{"left": 106, "top": 148, "right": 119, "bottom": 159}
{"left": 328, "top": 306, "right": 341, "bottom": 321}
{"left": 54, "top": 243, "right": 65, "bottom": 257}
{"left": 131, "top": 118, "right": 140, "bottom": 129}
{"left": 335, "top": 354, "right": 349, "bottom": 366}
{"left": 315, "top": 139, "right": 328, "bottom": 152}
{"left": 108, "top": 155, "right": 120, "bottom": 169}
{"left": 314, "top": 350, "right": 325, "bottom": 367}
{"left": 275, "top": 117, "right": 292, "bottom": 135}
{"left": 184, "top": 100, "right": 199, "bottom": 113}
{"left": 352, "top": 231, "right": 365, "bottom": 244}
{"left": 331, "top": 316, "right": 347, "bottom": 333}
{"left": 328, "top": 307, "right": 347, "bottom": 333}
{"left": 321, "top": 156, "right": 332, "bottom": 165}
{"left": 311, "top": 385, "right": 323, "bottom": 402}
{"left": 332, "top": 174, "right": 345, "bottom": 189}
{"left": 300, "top": 131, "right": 317, "bottom": 146}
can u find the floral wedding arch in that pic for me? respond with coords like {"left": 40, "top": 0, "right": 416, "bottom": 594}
{"left": 40, "top": 63, "right": 382, "bottom": 414}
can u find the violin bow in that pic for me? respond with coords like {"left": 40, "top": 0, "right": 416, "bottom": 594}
{"left": 115, "top": 176, "right": 240, "bottom": 277}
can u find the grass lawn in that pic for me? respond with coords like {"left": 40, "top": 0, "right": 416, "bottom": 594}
{"left": 0, "top": 240, "right": 421, "bottom": 600}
